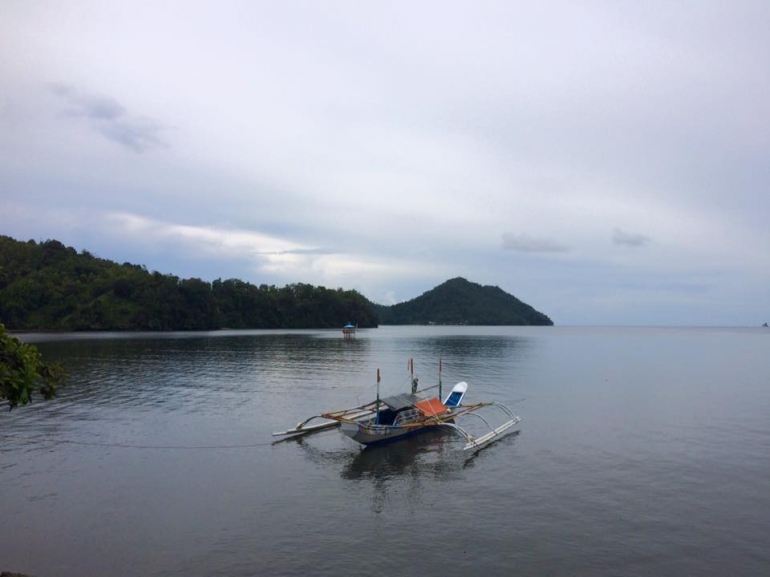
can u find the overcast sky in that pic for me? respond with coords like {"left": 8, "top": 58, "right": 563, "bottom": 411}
{"left": 2, "top": 1, "right": 768, "bottom": 325}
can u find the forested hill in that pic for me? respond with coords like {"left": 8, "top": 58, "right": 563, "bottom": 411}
{"left": 0, "top": 236, "right": 378, "bottom": 331}
{"left": 375, "top": 277, "right": 553, "bottom": 326}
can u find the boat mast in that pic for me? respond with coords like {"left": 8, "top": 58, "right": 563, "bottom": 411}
{"left": 410, "top": 358, "right": 417, "bottom": 393}
{"left": 439, "top": 358, "right": 442, "bottom": 401}
{"left": 375, "top": 368, "right": 381, "bottom": 425}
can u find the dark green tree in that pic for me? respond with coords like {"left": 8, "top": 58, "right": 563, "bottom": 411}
{"left": 0, "top": 324, "right": 65, "bottom": 409}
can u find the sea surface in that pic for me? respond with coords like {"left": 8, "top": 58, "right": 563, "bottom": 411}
{"left": 1, "top": 326, "right": 769, "bottom": 576}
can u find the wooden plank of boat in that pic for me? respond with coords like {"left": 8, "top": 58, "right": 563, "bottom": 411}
{"left": 272, "top": 419, "right": 340, "bottom": 437}
{"left": 272, "top": 408, "right": 374, "bottom": 437}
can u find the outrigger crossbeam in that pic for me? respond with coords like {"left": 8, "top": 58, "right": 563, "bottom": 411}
{"left": 437, "top": 402, "right": 520, "bottom": 451}
{"left": 272, "top": 402, "right": 378, "bottom": 438}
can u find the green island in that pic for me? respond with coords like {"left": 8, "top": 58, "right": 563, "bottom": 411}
{"left": 0, "top": 235, "right": 552, "bottom": 330}
{"left": 375, "top": 277, "right": 552, "bottom": 326}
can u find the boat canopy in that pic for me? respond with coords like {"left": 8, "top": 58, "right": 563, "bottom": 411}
{"left": 415, "top": 397, "right": 449, "bottom": 416}
{"left": 380, "top": 393, "right": 422, "bottom": 411}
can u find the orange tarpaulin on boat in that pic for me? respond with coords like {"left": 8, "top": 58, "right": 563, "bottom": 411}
{"left": 415, "top": 397, "right": 448, "bottom": 417}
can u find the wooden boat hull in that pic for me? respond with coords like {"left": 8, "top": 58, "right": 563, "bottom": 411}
{"left": 340, "top": 420, "right": 441, "bottom": 446}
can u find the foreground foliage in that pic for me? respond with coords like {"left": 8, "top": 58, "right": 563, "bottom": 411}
{"left": 0, "top": 324, "right": 64, "bottom": 409}
{"left": 0, "top": 236, "right": 378, "bottom": 330}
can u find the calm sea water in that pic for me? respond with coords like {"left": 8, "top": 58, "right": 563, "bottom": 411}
{"left": 1, "top": 326, "right": 769, "bottom": 576}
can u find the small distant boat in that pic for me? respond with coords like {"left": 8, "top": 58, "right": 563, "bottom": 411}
{"left": 273, "top": 361, "right": 520, "bottom": 451}
{"left": 342, "top": 323, "right": 357, "bottom": 339}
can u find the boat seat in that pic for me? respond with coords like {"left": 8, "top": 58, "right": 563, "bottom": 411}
{"left": 443, "top": 381, "right": 468, "bottom": 407}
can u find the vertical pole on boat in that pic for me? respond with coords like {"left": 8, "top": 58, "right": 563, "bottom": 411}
{"left": 439, "top": 358, "right": 443, "bottom": 401}
{"left": 375, "top": 368, "right": 381, "bottom": 425}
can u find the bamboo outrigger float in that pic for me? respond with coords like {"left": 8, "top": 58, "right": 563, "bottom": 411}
{"left": 273, "top": 361, "right": 521, "bottom": 451}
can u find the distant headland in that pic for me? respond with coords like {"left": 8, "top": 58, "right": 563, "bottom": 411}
{"left": 374, "top": 277, "right": 553, "bottom": 326}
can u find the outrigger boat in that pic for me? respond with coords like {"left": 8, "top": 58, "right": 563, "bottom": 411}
{"left": 273, "top": 361, "right": 521, "bottom": 451}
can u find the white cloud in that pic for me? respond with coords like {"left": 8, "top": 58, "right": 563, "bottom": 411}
{"left": 105, "top": 212, "right": 318, "bottom": 264}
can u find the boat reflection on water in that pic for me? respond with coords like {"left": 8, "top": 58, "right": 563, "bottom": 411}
{"left": 286, "top": 427, "right": 520, "bottom": 513}
{"left": 342, "top": 429, "right": 456, "bottom": 481}
{"left": 342, "top": 428, "right": 521, "bottom": 478}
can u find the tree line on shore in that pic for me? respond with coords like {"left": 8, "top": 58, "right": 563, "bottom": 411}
{"left": 0, "top": 236, "right": 378, "bottom": 331}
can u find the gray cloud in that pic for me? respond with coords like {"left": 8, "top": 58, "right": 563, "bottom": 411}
{"left": 612, "top": 228, "right": 651, "bottom": 247}
{"left": 502, "top": 233, "right": 570, "bottom": 253}
{"left": 98, "top": 118, "right": 166, "bottom": 153}
{"left": 49, "top": 83, "right": 166, "bottom": 152}
{"left": 49, "top": 82, "right": 125, "bottom": 120}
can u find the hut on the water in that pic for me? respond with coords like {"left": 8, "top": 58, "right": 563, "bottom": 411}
{"left": 342, "top": 323, "right": 357, "bottom": 339}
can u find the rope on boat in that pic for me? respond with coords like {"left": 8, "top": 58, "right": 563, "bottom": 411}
{"left": 62, "top": 439, "right": 278, "bottom": 449}
{"left": 1, "top": 435, "right": 286, "bottom": 451}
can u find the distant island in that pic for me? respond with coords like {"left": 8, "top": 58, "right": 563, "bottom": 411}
{"left": 376, "top": 277, "right": 553, "bottom": 326}
{"left": 0, "top": 235, "right": 552, "bottom": 330}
